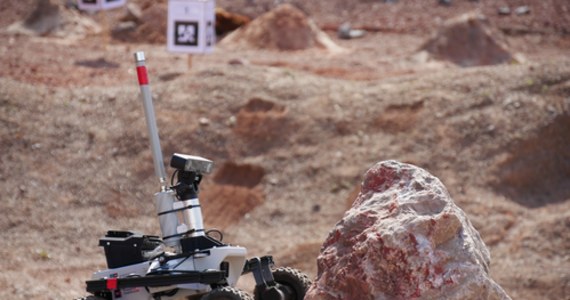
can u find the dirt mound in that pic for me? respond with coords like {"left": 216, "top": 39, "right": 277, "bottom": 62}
{"left": 6, "top": 0, "right": 100, "bottom": 38}
{"left": 112, "top": 3, "right": 167, "bottom": 44}
{"left": 220, "top": 4, "right": 341, "bottom": 51}
{"left": 420, "top": 13, "right": 517, "bottom": 67}
{"left": 200, "top": 162, "right": 266, "bottom": 228}
{"left": 493, "top": 113, "right": 570, "bottom": 208}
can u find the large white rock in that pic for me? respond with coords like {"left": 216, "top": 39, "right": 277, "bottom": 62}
{"left": 306, "top": 160, "right": 511, "bottom": 300}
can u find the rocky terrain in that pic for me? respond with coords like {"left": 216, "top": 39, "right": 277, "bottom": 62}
{"left": 0, "top": 0, "right": 569, "bottom": 299}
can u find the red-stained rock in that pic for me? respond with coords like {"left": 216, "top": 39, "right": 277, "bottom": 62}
{"left": 306, "top": 160, "right": 511, "bottom": 300}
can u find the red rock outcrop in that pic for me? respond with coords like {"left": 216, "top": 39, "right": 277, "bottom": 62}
{"left": 306, "top": 160, "right": 511, "bottom": 300}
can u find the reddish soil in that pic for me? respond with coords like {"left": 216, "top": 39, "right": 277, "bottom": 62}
{"left": 0, "top": 1, "right": 569, "bottom": 299}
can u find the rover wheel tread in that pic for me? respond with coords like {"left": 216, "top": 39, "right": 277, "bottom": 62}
{"left": 74, "top": 296, "right": 106, "bottom": 300}
{"left": 254, "top": 267, "right": 312, "bottom": 300}
{"left": 201, "top": 286, "right": 253, "bottom": 300}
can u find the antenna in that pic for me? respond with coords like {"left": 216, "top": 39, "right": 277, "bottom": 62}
{"left": 134, "top": 51, "right": 167, "bottom": 190}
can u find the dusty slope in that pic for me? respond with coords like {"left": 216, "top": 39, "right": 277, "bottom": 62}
{"left": 0, "top": 1, "right": 569, "bottom": 300}
{"left": 1, "top": 44, "right": 569, "bottom": 298}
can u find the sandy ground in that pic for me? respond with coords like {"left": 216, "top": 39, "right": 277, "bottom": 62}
{"left": 0, "top": 1, "right": 569, "bottom": 299}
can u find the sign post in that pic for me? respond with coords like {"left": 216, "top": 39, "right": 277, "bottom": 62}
{"left": 167, "top": 0, "right": 216, "bottom": 59}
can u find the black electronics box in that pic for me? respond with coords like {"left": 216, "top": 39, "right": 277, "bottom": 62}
{"left": 99, "top": 231, "right": 159, "bottom": 269}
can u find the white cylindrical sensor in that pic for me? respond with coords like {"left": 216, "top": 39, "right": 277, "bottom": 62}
{"left": 180, "top": 198, "right": 205, "bottom": 237}
{"left": 155, "top": 190, "right": 181, "bottom": 248}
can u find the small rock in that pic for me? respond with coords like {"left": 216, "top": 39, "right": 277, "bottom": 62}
{"left": 498, "top": 6, "right": 511, "bottom": 15}
{"left": 226, "top": 115, "right": 237, "bottom": 127}
{"left": 337, "top": 22, "right": 366, "bottom": 40}
{"left": 514, "top": 6, "right": 530, "bottom": 15}
{"left": 337, "top": 22, "right": 352, "bottom": 39}
{"left": 439, "top": 0, "right": 452, "bottom": 6}
{"left": 199, "top": 117, "right": 210, "bottom": 126}
{"left": 546, "top": 105, "right": 557, "bottom": 114}
{"left": 114, "top": 21, "right": 137, "bottom": 32}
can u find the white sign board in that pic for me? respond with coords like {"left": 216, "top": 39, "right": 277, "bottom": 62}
{"left": 167, "top": 0, "right": 216, "bottom": 54}
{"left": 78, "top": 0, "right": 127, "bottom": 11}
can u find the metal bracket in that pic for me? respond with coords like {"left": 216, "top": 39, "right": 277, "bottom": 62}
{"left": 243, "top": 256, "right": 276, "bottom": 288}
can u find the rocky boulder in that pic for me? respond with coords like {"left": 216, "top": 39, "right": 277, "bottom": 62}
{"left": 306, "top": 161, "right": 511, "bottom": 300}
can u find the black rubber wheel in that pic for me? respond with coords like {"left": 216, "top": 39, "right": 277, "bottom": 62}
{"left": 201, "top": 286, "right": 253, "bottom": 300}
{"left": 74, "top": 296, "right": 106, "bottom": 300}
{"left": 254, "top": 267, "right": 312, "bottom": 300}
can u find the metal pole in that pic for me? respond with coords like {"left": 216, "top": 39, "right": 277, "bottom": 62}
{"left": 134, "top": 51, "right": 167, "bottom": 190}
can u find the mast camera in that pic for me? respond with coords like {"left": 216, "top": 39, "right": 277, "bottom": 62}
{"left": 170, "top": 153, "right": 214, "bottom": 174}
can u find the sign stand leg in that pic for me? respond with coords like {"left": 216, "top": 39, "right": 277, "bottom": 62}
{"left": 102, "top": 10, "right": 110, "bottom": 46}
{"left": 187, "top": 54, "right": 193, "bottom": 70}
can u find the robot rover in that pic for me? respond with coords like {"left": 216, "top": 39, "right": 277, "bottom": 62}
{"left": 76, "top": 52, "right": 310, "bottom": 300}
